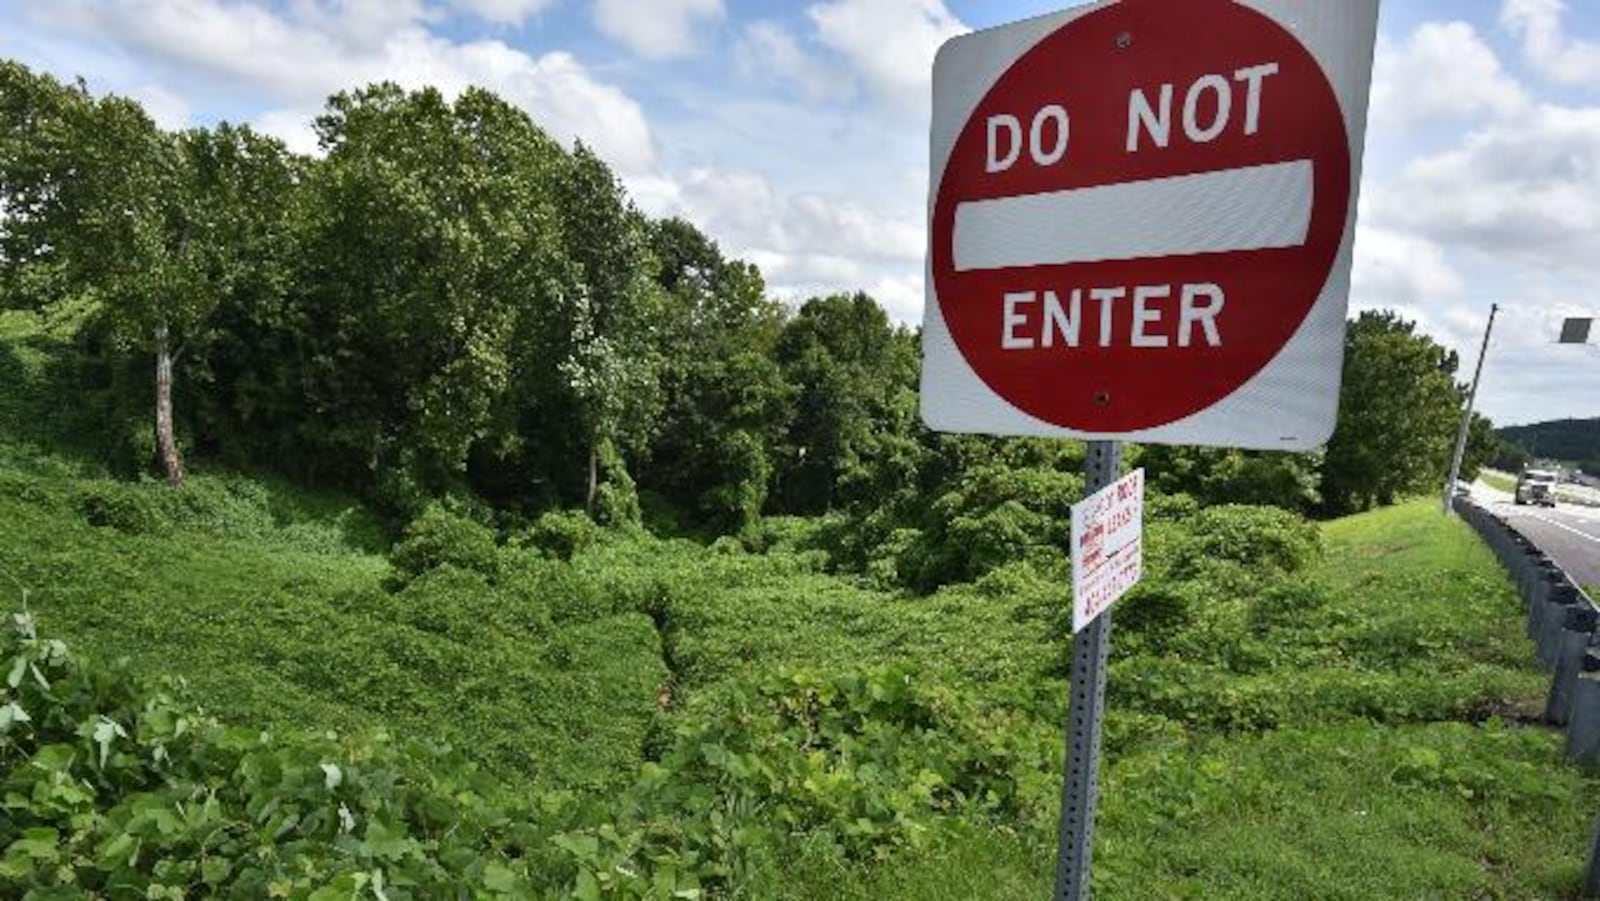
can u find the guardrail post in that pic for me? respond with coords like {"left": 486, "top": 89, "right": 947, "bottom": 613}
{"left": 1565, "top": 651, "right": 1600, "bottom": 768}
{"left": 1584, "top": 818, "right": 1600, "bottom": 899}
{"left": 1521, "top": 550, "right": 1549, "bottom": 609}
{"left": 1547, "top": 604, "right": 1598, "bottom": 726}
{"left": 1528, "top": 563, "right": 1563, "bottom": 643}
{"left": 1537, "top": 580, "right": 1579, "bottom": 670}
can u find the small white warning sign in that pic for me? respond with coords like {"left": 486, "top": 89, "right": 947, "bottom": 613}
{"left": 1071, "top": 468, "right": 1144, "bottom": 634}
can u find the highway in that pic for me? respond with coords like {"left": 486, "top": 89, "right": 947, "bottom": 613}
{"left": 1471, "top": 481, "right": 1600, "bottom": 589}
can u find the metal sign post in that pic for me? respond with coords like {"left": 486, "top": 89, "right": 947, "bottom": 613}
{"left": 1054, "top": 440, "right": 1119, "bottom": 901}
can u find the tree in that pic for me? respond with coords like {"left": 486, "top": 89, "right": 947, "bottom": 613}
{"left": 1319, "top": 311, "right": 1463, "bottom": 514}
{"left": 1140, "top": 445, "right": 1322, "bottom": 513}
{"left": 1460, "top": 413, "right": 1498, "bottom": 481}
{"left": 263, "top": 84, "right": 570, "bottom": 506}
{"left": 773, "top": 293, "right": 922, "bottom": 515}
{"left": 0, "top": 63, "right": 297, "bottom": 487}
{"left": 642, "top": 218, "right": 790, "bottom": 533}
{"left": 549, "top": 145, "right": 662, "bottom": 513}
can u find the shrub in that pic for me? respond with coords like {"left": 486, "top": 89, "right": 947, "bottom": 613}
{"left": 590, "top": 439, "right": 642, "bottom": 530}
{"left": 390, "top": 564, "right": 551, "bottom": 641}
{"left": 389, "top": 504, "right": 499, "bottom": 583}
{"left": 902, "top": 464, "right": 1082, "bottom": 590}
{"left": 697, "top": 429, "right": 770, "bottom": 537}
{"left": 1169, "top": 504, "right": 1322, "bottom": 581}
{"left": 70, "top": 480, "right": 156, "bottom": 533}
{"left": 515, "top": 509, "right": 599, "bottom": 562}
{"left": 498, "top": 555, "right": 614, "bottom": 624}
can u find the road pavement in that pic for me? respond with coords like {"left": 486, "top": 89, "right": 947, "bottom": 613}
{"left": 1471, "top": 480, "right": 1600, "bottom": 589}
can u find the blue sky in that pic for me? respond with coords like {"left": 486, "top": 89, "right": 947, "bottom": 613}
{"left": 2, "top": 0, "right": 1598, "bottom": 427}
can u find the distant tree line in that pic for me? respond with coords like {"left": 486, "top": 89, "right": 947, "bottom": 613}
{"left": 1498, "top": 418, "right": 1600, "bottom": 475}
{"left": 0, "top": 62, "right": 1492, "bottom": 534}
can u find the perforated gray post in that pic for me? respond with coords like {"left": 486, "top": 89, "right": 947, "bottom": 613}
{"left": 1054, "top": 440, "right": 1120, "bottom": 901}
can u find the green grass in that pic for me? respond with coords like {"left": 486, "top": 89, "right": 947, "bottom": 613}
{"left": 1481, "top": 469, "right": 1517, "bottom": 493}
{"left": 1093, "top": 721, "right": 1590, "bottom": 900}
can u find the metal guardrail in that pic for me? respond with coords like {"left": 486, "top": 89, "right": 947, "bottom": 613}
{"left": 1452, "top": 496, "right": 1600, "bottom": 896}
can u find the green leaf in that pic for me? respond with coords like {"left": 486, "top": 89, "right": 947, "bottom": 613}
{"left": 308, "top": 873, "right": 361, "bottom": 901}
{"left": 552, "top": 832, "right": 599, "bottom": 861}
{"left": 360, "top": 821, "right": 414, "bottom": 862}
{"left": 201, "top": 856, "right": 231, "bottom": 886}
{"left": 5, "top": 655, "right": 25, "bottom": 688}
{"left": 0, "top": 701, "right": 28, "bottom": 731}
{"left": 574, "top": 868, "right": 601, "bottom": 901}
{"left": 7, "top": 827, "right": 60, "bottom": 862}
{"left": 29, "top": 744, "right": 75, "bottom": 773}
{"left": 482, "top": 861, "right": 517, "bottom": 893}
{"left": 96, "top": 831, "right": 137, "bottom": 868}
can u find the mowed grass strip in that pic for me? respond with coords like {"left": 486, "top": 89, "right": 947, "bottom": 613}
{"left": 1090, "top": 501, "right": 1594, "bottom": 899}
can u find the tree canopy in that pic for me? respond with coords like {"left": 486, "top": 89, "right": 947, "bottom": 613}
{"left": 0, "top": 61, "right": 1497, "bottom": 534}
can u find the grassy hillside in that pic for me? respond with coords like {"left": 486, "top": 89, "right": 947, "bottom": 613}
{"left": 3, "top": 307, "right": 1597, "bottom": 898}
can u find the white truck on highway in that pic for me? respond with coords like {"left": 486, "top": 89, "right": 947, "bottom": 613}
{"left": 1515, "top": 469, "right": 1559, "bottom": 507}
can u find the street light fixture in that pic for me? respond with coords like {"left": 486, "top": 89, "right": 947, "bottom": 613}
{"left": 1559, "top": 317, "right": 1594, "bottom": 346}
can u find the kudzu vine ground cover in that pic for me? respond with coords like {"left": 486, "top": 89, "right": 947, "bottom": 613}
{"left": 2, "top": 374, "right": 1597, "bottom": 896}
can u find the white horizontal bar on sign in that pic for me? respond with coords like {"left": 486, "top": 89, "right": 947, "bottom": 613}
{"left": 952, "top": 160, "right": 1314, "bottom": 272}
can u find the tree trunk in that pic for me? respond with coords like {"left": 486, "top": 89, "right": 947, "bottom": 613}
{"left": 586, "top": 440, "right": 599, "bottom": 514}
{"left": 154, "top": 325, "right": 184, "bottom": 489}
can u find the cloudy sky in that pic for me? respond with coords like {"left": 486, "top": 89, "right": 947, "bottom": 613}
{"left": 2, "top": 0, "right": 1597, "bottom": 427}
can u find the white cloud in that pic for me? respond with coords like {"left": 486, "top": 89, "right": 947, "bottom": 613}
{"left": 29, "top": 0, "right": 656, "bottom": 173}
{"left": 1352, "top": 225, "right": 1464, "bottom": 316}
{"left": 286, "top": 0, "right": 435, "bottom": 49}
{"left": 808, "top": 0, "right": 965, "bottom": 112}
{"left": 452, "top": 0, "right": 556, "bottom": 26}
{"left": 255, "top": 108, "right": 321, "bottom": 156}
{"left": 1373, "top": 103, "right": 1600, "bottom": 273}
{"left": 128, "top": 83, "right": 190, "bottom": 130}
{"left": 658, "top": 165, "right": 925, "bottom": 317}
{"left": 737, "top": 21, "right": 853, "bottom": 103}
{"left": 593, "top": 0, "right": 724, "bottom": 60}
{"left": 1370, "top": 22, "right": 1527, "bottom": 127}
{"left": 450, "top": 45, "right": 656, "bottom": 173}
{"left": 786, "top": 194, "right": 922, "bottom": 263}
{"left": 1501, "top": 0, "right": 1600, "bottom": 86}
{"left": 864, "top": 274, "right": 923, "bottom": 322}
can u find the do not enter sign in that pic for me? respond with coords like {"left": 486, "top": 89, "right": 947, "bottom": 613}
{"left": 920, "top": 0, "right": 1379, "bottom": 449}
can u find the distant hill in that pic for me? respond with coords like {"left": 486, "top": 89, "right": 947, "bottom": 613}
{"left": 1499, "top": 418, "right": 1600, "bottom": 470}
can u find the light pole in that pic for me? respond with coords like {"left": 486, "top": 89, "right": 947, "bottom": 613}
{"left": 1443, "top": 303, "right": 1498, "bottom": 514}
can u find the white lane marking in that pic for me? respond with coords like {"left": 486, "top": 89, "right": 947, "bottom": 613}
{"left": 1503, "top": 503, "right": 1600, "bottom": 526}
{"left": 1515, "top": 510, "right": 1600, "bottom": 546}
{"left": 952, "top": 160, "right": 1313, "bottom": 272}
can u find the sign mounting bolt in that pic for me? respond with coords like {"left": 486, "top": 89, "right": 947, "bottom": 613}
{"left": 1116, "top": 32, "right": 1132, "bottom": 50}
